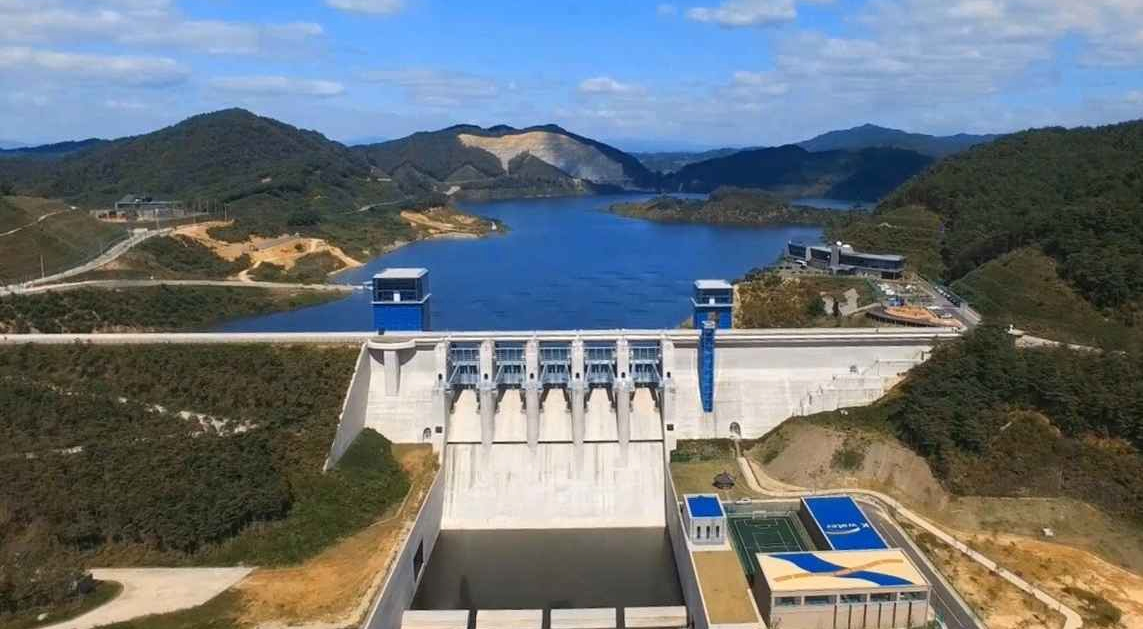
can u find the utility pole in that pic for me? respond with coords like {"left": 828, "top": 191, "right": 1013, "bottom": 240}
{"left": 40, "top": 254, "right": 45, "bottom": 280}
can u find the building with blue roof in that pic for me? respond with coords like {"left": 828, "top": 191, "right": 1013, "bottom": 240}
{"left": 799, "top": 495, "right": 888, "bottom": 551}
{"left": 682, "top": 494, "right": 726, "bottom": 546}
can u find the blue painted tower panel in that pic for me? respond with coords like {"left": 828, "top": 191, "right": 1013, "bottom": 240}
{"left": 372, "top": 268, "right": 431, "bottom": 333}
{"left": 373, "top": 302, "right": 430, "bottom": 332}
{"left": 699, "top": 321, "right": 715, "bottom": 413}
{"left": 692, "top": 307, "right": 733, "bottom": 329}
{"left": 692, "top": 279, "right": 733, "bottom": 330}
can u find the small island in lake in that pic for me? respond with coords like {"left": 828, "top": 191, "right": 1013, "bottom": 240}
{"left": 610, "top": 187, "right": 845, "bottom": 227}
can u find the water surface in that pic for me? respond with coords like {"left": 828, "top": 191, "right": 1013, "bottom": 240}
{"left": 411, "top": 528, "right": 683, "bottom": 610}
{"left": 216, "top": 194, "right": 824, "bottom": 331}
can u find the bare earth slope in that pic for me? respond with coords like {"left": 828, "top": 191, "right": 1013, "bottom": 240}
{"left": 458, "top": 131, "right": 629, "bottom": 186}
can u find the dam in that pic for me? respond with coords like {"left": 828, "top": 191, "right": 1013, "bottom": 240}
{"left": 343, "top": 268, "right": 959, "bottom": 629}
{"left": 332, "top": 326, "right": 956, "bottom": 629}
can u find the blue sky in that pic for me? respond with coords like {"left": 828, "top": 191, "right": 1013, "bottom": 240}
{"left": 1, "top": 0, "right": 1141, "bottom": 150}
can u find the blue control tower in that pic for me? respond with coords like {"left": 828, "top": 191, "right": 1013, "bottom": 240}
{"left": 691, "top": 279, "right": 733, "bottom": 329}
{"left": 372, "top": 268, "right": 431, "bottom": 332}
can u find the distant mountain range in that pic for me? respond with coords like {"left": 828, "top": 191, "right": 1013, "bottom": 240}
{"left": 0, "top": 138, "right": 109, "bottom": 160}
{"left": 352, "top": 124, "right": 659, "bottom": 200}
{"left": 0, "top": 140, "right": 29, "bottom": 150}
{"left": 2, "top": 113, "right": 999, "bottom": 212}
{"left": 797, "top": 124, "right": 999, "bottom": 158}
{"left": 664, "top": 145, "right": 934, "bottom": 202}
{"left": 633, "top": 124, "right": 999, "bottom": 174}
{"left": 631, "top": 148, "right": 747, "bottom": 175}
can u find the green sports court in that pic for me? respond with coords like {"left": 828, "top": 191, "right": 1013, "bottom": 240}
{"left": 727, "top": 513, "right": 813, "bottom": 576}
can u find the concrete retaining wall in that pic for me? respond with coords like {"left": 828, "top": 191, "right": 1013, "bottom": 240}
{"left": 663, "top": 469, "right": 705, "bottom": 629}
{"left": 365, "top": 469, "right": 447, "bottom": 629}
{"left": 667, "top": 341, "right": 929, "bottom": 439}
{"left": 325, "top": 344, "right": 373, "bottom": 470}
{"left": 441, "top": 442, "right": 666, "bottom": 529}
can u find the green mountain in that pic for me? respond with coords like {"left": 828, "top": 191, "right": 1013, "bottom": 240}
{"left": 353, "top": 124, "right": 660, "bottom": 200}
{"left": 833, "top": 119, "right": 1143, "bottom": 347}
{"left": 798, "top": 123, "right": 999, "bottom": 158}
{"left": 4, "top": 109, "right": 393, "bottom": 212}
{"left": 667, "top": 145, "right": 933, "bottom": 202}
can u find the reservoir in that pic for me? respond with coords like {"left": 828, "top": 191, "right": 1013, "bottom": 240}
{"left": 216, "top": 194, "right": 824, "bottom": 332}
{"left": 410, "top": 528, "right": 683, "bottom": 610}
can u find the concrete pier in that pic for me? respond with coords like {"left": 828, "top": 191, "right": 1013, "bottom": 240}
{"left": 614, "top": 375, "right": 632, "bottom": 451}
{"left": 524, "top": 377, "right": 541, "bottom": 450}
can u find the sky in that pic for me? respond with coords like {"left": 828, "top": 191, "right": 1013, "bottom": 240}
{"left": 1, "top": 0, "right": 1141, "bottom": 150}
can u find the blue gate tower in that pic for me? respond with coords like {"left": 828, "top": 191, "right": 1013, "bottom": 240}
{"left": 372, "top": 268, "right": 431, "bottom": 332}
{"left": 692, "top": 279, "right": 733, "bottom": 329}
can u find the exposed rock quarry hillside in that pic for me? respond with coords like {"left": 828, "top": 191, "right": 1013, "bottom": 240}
{"left": 458, "top": 131, "right": 628, "bottom": 186}
{"left": 354, "top": 124, "right": 658, "bottom": 200}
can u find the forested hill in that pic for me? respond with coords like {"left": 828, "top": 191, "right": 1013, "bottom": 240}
{"left": 353, "top": 124, "right": 659, "bottom": 200}
{"left": 798, "top": 124, "right": 998, "bottom": 158}
{"left": 612, "top": 187, "right": 835, "bottom": 226}
{"left": 3, "top": 109, "right": 385, "bottom": 212}
{"left": 835, "top": 119, "right": 1143, "bottom": 347}
{"left": 666, "top": 145, "right": 933, "bottom": 202}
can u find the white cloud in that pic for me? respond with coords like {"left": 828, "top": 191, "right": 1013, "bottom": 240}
{"left": 362, "top": 69, "right": 499, "bottom": 106}
{"left": 0, "top": 46, "right": 188, "bottom": 86}
{"left": 0, "top": 0, "right": 324, "bottom": 55}
{"left": 686, "top": 0, "right": 800, "bottom": 27}
{"left": 324, "top": 0, "right": 404, "bottom": 16}
{"left": 729, "top": 71, "right": 789, "bottom": 96}
{"left": 210, "top": 76, "right": 346, "bottom": 97}
{"left": 578, "top": 77, "right": 646, "bottom": 97}
{"left": 1127, "top": 91, "right": 1143, "bottom": 104}
{"left": 657, "top": 4, "right": 679, "bottom": 16}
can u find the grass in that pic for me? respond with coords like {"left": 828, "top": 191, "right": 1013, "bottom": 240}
{"left": 3, "top": 580, "right": 123, "bottom": 629}
{"left": 0, "top": 197, "right": 127, "bottom": 285}
{"left": 669, "top": 440, "right": 763, "bottom": 500}
{"left": 99, "top": 590, "right": 244, "bottom": 629}
{"left": 952, "top": 246, "right": 1140, "bottom": 349}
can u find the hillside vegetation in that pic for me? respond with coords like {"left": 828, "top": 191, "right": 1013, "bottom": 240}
{"left": 1, "top": 110, "right": 443, "bottom": 258}
{"left": 0, "top": 344, "right": 407, "bottom": 619}
{"left": 835, "top": 120, "right": 1143, "bottom": 345}
{"left": 811, "top": 325, "right": 1143, "bottom": 525}
{"left": 667, "top": 145, "right": 932, "bottom": 202}
{"left": 0, "top": 286, "right": 339, "bottom": 333}
{"left": 0, "top": 196, "right": 127, "bottom": 285}
{"left": 611, "top": 187, "right": 835, "bottom": 225}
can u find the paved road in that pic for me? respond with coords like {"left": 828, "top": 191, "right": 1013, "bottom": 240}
{"left": 41, "top": 567, "right": 253, "bottom": 629}
{"left": 0, "top": 207, "right": 73, "bottom": 237}
{"left": 5, "top": 278, "right": 362, "bottom": 296}
{"left": 6, "top": 228, "right": 171, "bottom": 291}
{"left": 863, "top": 504, "right": 980, "bottom": 629}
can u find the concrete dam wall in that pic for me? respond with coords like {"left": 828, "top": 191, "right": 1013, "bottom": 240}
{"left": 324, "top": 328, "right": 956, "bottom": 528}
{"left": 441, "top": 442, "right": 666, "bottom": 529}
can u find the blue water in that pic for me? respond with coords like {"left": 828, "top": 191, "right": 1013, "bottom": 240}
{"left": 793, "top": 198, "right": 872, "bottom": 210}
{"left": 216, "top": 194, "right": 824, "bottom": 332}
